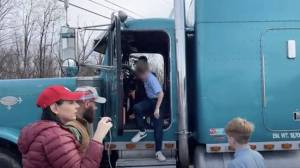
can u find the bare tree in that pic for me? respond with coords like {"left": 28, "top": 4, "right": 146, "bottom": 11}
{"left": 0, "top": 0, "right": 64, "bottom": 79}
{"left": 0, "top": 0, "right": 13, "bottom": 44}
{"left": 34, "top": 0, "right": 63, "bottom": 77}
{"left": 77, "top": 29, "right": 95, "bottom": 63}
{"left": 18, "top": 0, "right": 37, "bottom": 78}
{"left": 0, "top": 0, "right": 17, "bottom": 79}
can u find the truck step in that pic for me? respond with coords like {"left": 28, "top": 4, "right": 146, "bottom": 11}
{"left": 118, "top": 149, "right": 176, "bottom": 159}
{"left": 116, "top": 158, "right": 177, "bottom": 168}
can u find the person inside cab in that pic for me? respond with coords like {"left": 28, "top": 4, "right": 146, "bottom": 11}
{"left": 130, "top": 59, "right": 166, "bottom": 161}
{"left": 127, "top": 56, "right": 148, "bottom": 119}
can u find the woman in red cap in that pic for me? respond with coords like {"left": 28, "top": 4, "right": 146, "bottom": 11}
{"left": 17, "top": 85, "right": 112, "bottom": 168}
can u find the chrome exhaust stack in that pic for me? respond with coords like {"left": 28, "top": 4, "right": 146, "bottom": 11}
{"left": 174, "top": 0, "right": 190, "bottom": 167}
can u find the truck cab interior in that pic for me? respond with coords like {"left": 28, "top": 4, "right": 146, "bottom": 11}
{"left": 94, "top": 28, "right": 172, "bottom": 133}
{"left": 121, "top": 30, "right": 171, "bottom": 131}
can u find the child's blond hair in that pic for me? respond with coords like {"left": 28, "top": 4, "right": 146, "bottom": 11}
{"left": 225, "top": 117, "right": 254, "bottom": 144}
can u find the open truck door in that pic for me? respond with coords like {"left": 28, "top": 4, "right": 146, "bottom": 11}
{"left": 94, "top": 14, "right": 178, "bottom": 167}
{"left": 96, "top": 14, "right": 124, "bottom": 135}
{"left": 110, "top": 15, "right": 124, "bottom": 135}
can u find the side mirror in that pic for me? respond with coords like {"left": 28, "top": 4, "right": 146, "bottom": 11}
{"left": 118, "top": 11, "right": 128, "bottom": 23}
{"left": 62, "top": 58, "right": 79, "bottom": 77}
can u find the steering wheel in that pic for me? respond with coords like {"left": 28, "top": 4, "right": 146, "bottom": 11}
{"left": 122, "top": 64, "right": 135, "bottom": 81}
{"left": 121, "top": 64, "right": 136, "bottom": 111}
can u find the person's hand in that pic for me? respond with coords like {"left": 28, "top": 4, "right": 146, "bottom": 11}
{"left": 129, "top": 90, "right": 136, "bottom": 99}
{"left": 93, "top": 117, "right": 113, "bottom": 143}
{"left": 154, "top": 108, "right": 160, "bottom": 119}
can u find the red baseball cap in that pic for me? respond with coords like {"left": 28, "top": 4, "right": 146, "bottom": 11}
{"left": 36, "top": 85, "right": 84, "bottom": 109}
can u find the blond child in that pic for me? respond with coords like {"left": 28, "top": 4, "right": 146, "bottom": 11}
{"left": 225, "top": 117, "right": 266, "bottom": 168}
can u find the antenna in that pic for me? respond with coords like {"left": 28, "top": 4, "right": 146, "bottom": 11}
{"left": 86, "top": 0, "right": 136, "bottom": 19}
{"left": 104, "top": 0, "right": 144, "bottom": 18}
{"left": 58, "top": 0, "right": 111, "bottom": 20}
{"left": 87, "top": 0, "right": 116, "bottom": 12}
{"left": 64, "top": 0, "right": 69, "bottom": 26}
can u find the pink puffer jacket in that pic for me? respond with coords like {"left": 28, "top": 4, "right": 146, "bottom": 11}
{"left": 18, "top": 120, "right": 103, "bottom": 168}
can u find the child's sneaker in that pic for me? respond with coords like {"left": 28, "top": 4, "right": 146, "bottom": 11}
{"left": 155, "top": 151, "right": 166, "bottom": 161}
{"left": 131, "top": 131, "right": 147, "bottom": 143}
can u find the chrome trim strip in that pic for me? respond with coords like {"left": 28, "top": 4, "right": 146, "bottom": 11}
{"left": 207, "top": 141, "right": 300, "bottom": 153}
{"left": 105, "top": 141, "right": 177, "bottom": 150}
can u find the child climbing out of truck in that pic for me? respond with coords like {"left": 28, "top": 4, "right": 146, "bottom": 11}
{"left": 130, "top": 58, "right": 166, "bottom": 161}
{"left": 225, "top": 117, "right": 266, "bottom": 168}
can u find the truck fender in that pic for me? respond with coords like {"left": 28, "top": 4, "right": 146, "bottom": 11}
{"left": 0, "top": 127, "right": 22, "bottom": 167}
{"left": 0, "top": 127, "right": 19, "bottom": 144}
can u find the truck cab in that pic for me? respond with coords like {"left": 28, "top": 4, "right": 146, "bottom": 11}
{"left": 92, "top": 16, "right": 179, "bottom": 167}
{"left": 0, "top": 14, "right": 181, "bottom": 167}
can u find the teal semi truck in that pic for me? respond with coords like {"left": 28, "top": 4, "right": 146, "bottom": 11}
{"left": 1, "top": 0, "right": 300, "bottom": 167}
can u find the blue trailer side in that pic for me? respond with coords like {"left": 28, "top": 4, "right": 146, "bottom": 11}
{"left": 193, "top": 0, "right": 300, "bottom": 146}
{"left": 193, "top": 0, "right": 300, "bottom": 167}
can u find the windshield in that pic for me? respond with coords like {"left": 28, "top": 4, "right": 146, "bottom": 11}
{"left": 93, "top": 31, "right": 109, "bottom": 54}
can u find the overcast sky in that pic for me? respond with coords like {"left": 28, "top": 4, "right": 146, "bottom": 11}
{"left": 63, "top": 0, "right": 174, "bottom": 27}
{"left": 57, "top": 0, "right": 193, "bottom": 64}
{"left": 56, "top": 0, "right": 177, "bottom": 63}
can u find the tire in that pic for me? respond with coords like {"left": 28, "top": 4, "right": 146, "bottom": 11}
{"left": 100, "top": 150, "right": 118, "bottom": 168}
{"left": 0, "top": 147, "right": 21, "bottom": 168}
{"left": 194, "top": 145, "right": 206, "bottom": 168}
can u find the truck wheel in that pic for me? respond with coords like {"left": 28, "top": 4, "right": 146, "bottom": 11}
{"left": 0, "top": 147, "right": 21, "bottom": 168}
{"left": 194, "top": 145, "right": 206, "bottom": 168}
